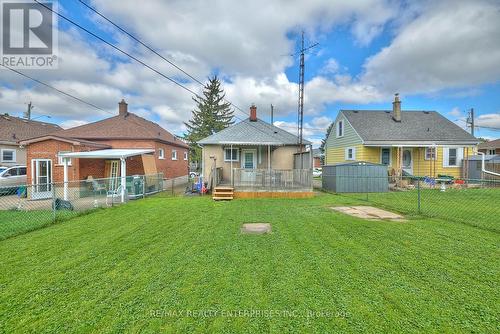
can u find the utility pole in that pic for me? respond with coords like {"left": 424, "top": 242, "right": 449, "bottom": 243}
{"left": 466, "top": 108, "right": 475, "bottom": 136}
{"left": 470, "top": 108, "right": 474, "bottom": 137}
{"left": 270, "top": 104, "right": 274, "bottom": 125}
{"left": 24, "top": 101, "right": 33, "bottom": 120}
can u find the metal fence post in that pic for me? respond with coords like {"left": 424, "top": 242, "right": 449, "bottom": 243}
{"left": 51, "top": 182, "right": 56, "bottom": 222}
{"left": 417, "top": 178, "right": 421, "bottom": 214}
{"left": 142, "top": 175, "right": 146, "bottom": 199}
{"left": 171, "top": 178, "right": 175, "bottom": 196}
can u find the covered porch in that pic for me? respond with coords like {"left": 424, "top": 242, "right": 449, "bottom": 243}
{"left": 57, "top": 149, "right": 156, "bottom": 203}
{"left": 203, "top": 143, "right": 313, "bottom": 196}
{"left": 363, "top": 144, "right": 474, "bottom": 179}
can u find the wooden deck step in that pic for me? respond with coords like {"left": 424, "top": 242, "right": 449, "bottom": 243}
{"left": 213, "top": 196, "right": 234, "bottom": 201}
{"left": 212, "top": 186, "right": 234, "bottom": 200}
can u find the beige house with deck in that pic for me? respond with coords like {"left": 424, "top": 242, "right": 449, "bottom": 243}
{"left": 198, "top": 105, "right": 313, "bottom": 199}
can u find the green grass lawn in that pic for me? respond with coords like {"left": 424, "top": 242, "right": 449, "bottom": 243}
{"left": 0, "top": 194, "right": 498, "bottom": 333}
{"left": 0, "top": 209, "right": 54, "bottom": 240}
{"left": 0, "top": 208, "right": 88, "bottom": 240}
{"left": 342, "top": 187, "right": 500, "bottom": 232}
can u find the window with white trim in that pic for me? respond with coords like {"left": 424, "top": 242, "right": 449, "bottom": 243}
{"left": 224, "top": 148, "right": 239, "bottom": 162}
{"left": 425, "top": 147, "right": 436, "bottom": 160}
{"left": 158, "top": 148, "right": 165, "bottom": 159}
{"left": 336, "top": 120, "right": 344, "bottom": 137}
{"left": 443, "top": 147, "right": 462, "bottom": 167}
{"left": 448, "top": 148, "right": 457, "bottom": 166}
{"left": 171, "top": 150, "right": 177, "bottom": 160}
{"left": 183, "top": 151, "right": 188, "bottom": 160}
{"left": 1, "top": 149, "right": 16, "bottom": 162}
{"left": 57, "top": 151, "right": 72, "bottom": 166}
{"left": 345, "top": 147, "right": 356, "bottom": 160}
{"left": 487, "top": 149, "right": 496, "bottom": 155}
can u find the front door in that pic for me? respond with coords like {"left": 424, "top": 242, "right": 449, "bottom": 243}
{"left": 242, "top": 150, "right": 256, "bottom": 169}
{"left": 402, "top": 149, "right": 413, "bottom": 175}
{"left": 32, "top": 159, "right": 52, "bottom": 199}
{"left": 241, "top": 150, "right": 257, "bottom": 183}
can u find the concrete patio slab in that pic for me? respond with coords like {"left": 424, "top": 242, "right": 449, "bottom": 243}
{"left": 241, "top": 223, "right": 272, "bottom": 234}
{"left": 331, "top": 206, "right": 406, "bottom": 222}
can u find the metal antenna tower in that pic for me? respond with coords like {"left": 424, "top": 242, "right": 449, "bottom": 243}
{"left": 295, "top": 31, "right": 318, "bottom": 149}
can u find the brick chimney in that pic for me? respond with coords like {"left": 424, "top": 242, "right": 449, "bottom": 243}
{"left": 249, "top": 104, "right": 257, "bottom": 121}
{"left": 392, "top": 93, "right": 401, "bottom": 122}
{"left": 118, "top": 99, "right": 128, "bottom": 116}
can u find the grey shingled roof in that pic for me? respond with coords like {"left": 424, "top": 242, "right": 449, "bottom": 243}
{"left": 478, "top": 139, "right": 500, "bottom": 149}
{"left": 341, "top": 110, "right": 479, "bottom": 145}
{"left": 0, "top": 114, "right": 61, "bottom": 144}
{"left": 198, "top": 118, "right": 310, "bottom": 145}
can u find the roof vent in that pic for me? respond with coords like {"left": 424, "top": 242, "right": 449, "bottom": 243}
{"left": 353, "top": 110, "right": 359, "bottom": 113}
{"left": 423, "top": 111, "right": 430, "bottom": 114}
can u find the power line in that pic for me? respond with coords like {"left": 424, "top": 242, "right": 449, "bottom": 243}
{"left": 31, "top": 0, "right": 310, "bottom": 144}
{"left": 63, "top": 0, "right": 294, "bottom": 139}
{"left": 0, "top": 63, "right": 110, "bottom": 113}
{"left": 33, "top": 0, "right": 201, "bottom": 99}
{"left": 72, "top": 0, "right": 272, "bottom": 128}
{"left": 76, "top": 0, "right": 204, "bottom": 86}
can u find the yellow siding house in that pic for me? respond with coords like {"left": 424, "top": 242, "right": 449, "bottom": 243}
{"left": 325, "top": 94, "right": 480, "bottom": 178}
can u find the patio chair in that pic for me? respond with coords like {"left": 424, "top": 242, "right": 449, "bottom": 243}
{"left": 91, "top": 179, "right": 107, "bottom": 196}
{"left": 106, "top": 184, "right": 127, "bottom": 206}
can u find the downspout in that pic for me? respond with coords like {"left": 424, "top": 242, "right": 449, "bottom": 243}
{"left": 63, "top": 158, "right": 68, "bottom": 201}
{"left": 198, "top": 143, "right": 204, "bottom": 185}
{"left": 230, "top": 144, "right": 233, "bottom": 186}
{"left": 478, "top": 152, "right": 500, "bottom": 177}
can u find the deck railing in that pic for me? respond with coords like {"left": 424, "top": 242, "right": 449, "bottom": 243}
{"left": 232, "top": 168, "right": 312, "bottom": 192}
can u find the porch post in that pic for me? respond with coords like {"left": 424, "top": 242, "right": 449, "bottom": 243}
{"left": 120, "top": 157, "right": 126, "bottom": 203}
{"left": 267, "top": 145, "right": 271, "bottom": 172}
{"left": 230, "top": 144, "right": 233, "bottom": 183}
{"left": 310, "top": 144, "right": 313, "bottom": 169}
{"left": 63, "top": 158, "right": 68, "bottom": 201}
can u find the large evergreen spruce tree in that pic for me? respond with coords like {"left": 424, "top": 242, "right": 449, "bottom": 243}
{"left": 184, "top": 76, "right": 234, "bottom": 166}
{"left": 319, "top": 122, "right": 334, "bottom": 165}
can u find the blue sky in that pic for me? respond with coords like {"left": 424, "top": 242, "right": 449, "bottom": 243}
{"left": 1, "top": 0, "right": 499, "bottom": 146}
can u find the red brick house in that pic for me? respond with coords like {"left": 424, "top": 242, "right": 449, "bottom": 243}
{"left": 20, "top": 100, "right": 188, "bottom": 199}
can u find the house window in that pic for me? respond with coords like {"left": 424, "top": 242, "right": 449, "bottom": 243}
{"left": 158, "top": 148, "right": 165, "bottom": 159}
{"left": 57, "top": 151, "right": 72, "bottom": 166}
{"left": 345, "top": 147, "right": 356, "bottom": 160}
{"left": 1, "top": 149, "right": 16, "bottom": 162}
{"left": 183, "top": 151, "right": 188, "bottom": 160}
{"left": 425, "top": 147, "right": 436, "bottom": 160}
{"left": 448, "top": 148, "right": 457, "bottom": 166}
{"left": 443, "top": 147, "right": 461, "bottom": 167}
{"left": 336, "top": 120, "right": 344, "bottom": 137}
{"left": 171, "top": 150, "right": 177, "bottom": 160}
{"left": 224, "top": 148, "right": 239, "bottom": 162}
{"left": 381, "top": 148, "right": 391, "bottom": 165}
{"left": 487, "top": 149, "right": 496, "bottom": 155}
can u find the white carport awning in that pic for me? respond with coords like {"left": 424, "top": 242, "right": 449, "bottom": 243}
{"left": 58, "top": 148, "right": 154, "bottom": 159}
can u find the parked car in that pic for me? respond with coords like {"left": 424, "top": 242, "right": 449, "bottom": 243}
{"left": 0, "top": 165, "right": 27, "bottom": 195}
{"left": 313, "top": 168, "right": 322, "bottom": 177}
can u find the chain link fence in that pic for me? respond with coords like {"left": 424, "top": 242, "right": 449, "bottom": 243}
{"left": 0, "top": 174, "right": 189, "bottom": 240}
{"left": 324, "top": 175, "right": 500, "bottom": 232}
